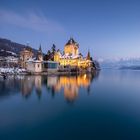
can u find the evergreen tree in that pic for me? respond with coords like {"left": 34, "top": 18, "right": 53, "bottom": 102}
{"left": 47, "top": 50, "right": 51, "bottom": 56}
{"left": 51, "top": 44, "right": 56, "bottom": 54}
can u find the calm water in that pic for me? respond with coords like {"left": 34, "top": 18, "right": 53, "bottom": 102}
{"left": 0, "top": 70, "right": 140, "bottom": 140}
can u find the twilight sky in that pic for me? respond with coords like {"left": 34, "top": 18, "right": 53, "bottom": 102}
{"left": 0, "top": 0, "right": 140, "bottom": 60}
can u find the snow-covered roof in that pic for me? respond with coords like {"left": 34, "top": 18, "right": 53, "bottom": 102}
{"left": 26, "top": 57, "right": 42, "bottom": 63}
{"left": 60, "top": 53, "right": 82, "bottom": 59}
{"left": 34, "top": 60, "right": 41, "bottom": 63}
{"left": 26, "top": 57, "right": 36, "bottom": 62}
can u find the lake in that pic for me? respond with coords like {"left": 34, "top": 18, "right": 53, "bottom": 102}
{"left": 0, "top": 70, "right": 140, "bottom": 140}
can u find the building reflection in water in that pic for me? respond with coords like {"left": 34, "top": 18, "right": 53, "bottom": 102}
{"left": 20, "top": 75, "right": 43, "bottom": 100}
{"left": 0, "top": 71, "right": 99, "bottom": 103}
{"left": 21, "top": 76, "right": 35, "bottom": 99}
{"left": 53, "top": 74, "right": 93, "bottom": 102}
{"left": 35, "top": 76, "right": 42, "bottom": 100}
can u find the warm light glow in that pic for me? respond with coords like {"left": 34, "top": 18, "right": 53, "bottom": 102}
{"left": 84, "top": 74, "right": 87, "bottom": 80}
{"left": 20, "top": 74, "right": 94, "bottom": 101}
{"left": 54, "top": 38, "right": 92, "bottom": 68}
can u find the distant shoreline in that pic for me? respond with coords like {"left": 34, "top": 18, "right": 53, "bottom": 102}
{"left": 119, "top": 66, "right": 140, "bottom": 70}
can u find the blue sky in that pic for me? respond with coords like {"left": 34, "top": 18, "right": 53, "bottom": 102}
{"left": 0, "top": 0, "right": 140, "bottom": 59}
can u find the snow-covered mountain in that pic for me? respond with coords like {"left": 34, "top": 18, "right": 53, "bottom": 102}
{"left": 99, "top": 58, "right": 140, "bottom": 69}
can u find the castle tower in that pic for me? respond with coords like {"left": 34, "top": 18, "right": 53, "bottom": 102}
{"left": 54, "top": 49, "right": 61, "bottom": 62}
{"left": 20, "top": 46, "right": 34, "bottom": 68}
{"left": 64, "top": 38, "right": 79, "bottom": 56}
{"left": 86, "top": 50, "right": 91, "bottom": 60}
{"left": 37, "top": 44, "right": 43, "bottom": 61}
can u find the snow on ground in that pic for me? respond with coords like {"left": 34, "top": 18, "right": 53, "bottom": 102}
{"left": 6, "top": 56, "right": 18, "bottom": 62}
{"left": 6, "top": 51, "right": 17, "bottom": 56}
{"left": 0, "top": 68, "right": 27, "bottom": 74}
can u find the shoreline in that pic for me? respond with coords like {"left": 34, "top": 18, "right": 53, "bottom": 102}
{"left": 0, "top": 69, "right": 99, "bottom": 77}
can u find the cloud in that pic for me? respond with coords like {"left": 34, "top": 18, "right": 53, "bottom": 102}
{"left": 0, "top": 10, "right": 65, "bottom": 34}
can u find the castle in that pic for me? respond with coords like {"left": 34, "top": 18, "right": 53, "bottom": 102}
{"left": 20, "top": 38, "right": 95, "bottom": 73}
{"left": 54, "top": 38, "right": 93, "bottom": 69}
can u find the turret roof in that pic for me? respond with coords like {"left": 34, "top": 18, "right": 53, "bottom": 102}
{"left": 39, "top": 44, "right": 42, "bottom": 53}
{"left": 86, "top": 51, "right": 91, "bottom": 60}
{"left": 65, "top": 38, "right": 79, "bottom": 47}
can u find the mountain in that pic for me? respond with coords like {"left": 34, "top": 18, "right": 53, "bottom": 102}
{"left": 0, "top": 38, "right": 38, "bottom": 57}
{"left": 99, "top": 58, "right": 140, "bottom": 69}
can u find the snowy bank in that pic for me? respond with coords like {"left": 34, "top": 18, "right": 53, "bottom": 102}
{"left": 0, "top": 68, "right": 27, "bottom": 75}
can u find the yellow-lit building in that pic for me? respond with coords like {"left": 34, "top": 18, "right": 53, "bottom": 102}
{"left": 54, "top": 38, "right": 93, "bottom": 69}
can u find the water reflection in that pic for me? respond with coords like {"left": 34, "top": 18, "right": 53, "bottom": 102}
{"left": 45, "top": 74, "right": 95, "bottom": 102}
{"left": 1, "top": 70, "right": 140, "bottom": 140}
{"left": 21, "top": 76, "right": 35, "bottom": 98}
{"left": 0, "top": 72, "right": 99, "bottom": 103}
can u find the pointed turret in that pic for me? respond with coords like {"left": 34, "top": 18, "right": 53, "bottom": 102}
{"left": 86, "top": 50, "right": 91, "bottom": 60}
{"left": 39, "top": 44, "right": 42, "bottom": 53}
{"left": 37, "top": 44, "right": 43, "bottom": 61}
{"left": 65, "top": 37, "right": 77, "bottom": 46}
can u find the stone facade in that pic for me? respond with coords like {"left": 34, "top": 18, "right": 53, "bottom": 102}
{"left": 20, "top": 47, "right": 34, "bottom": 68}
